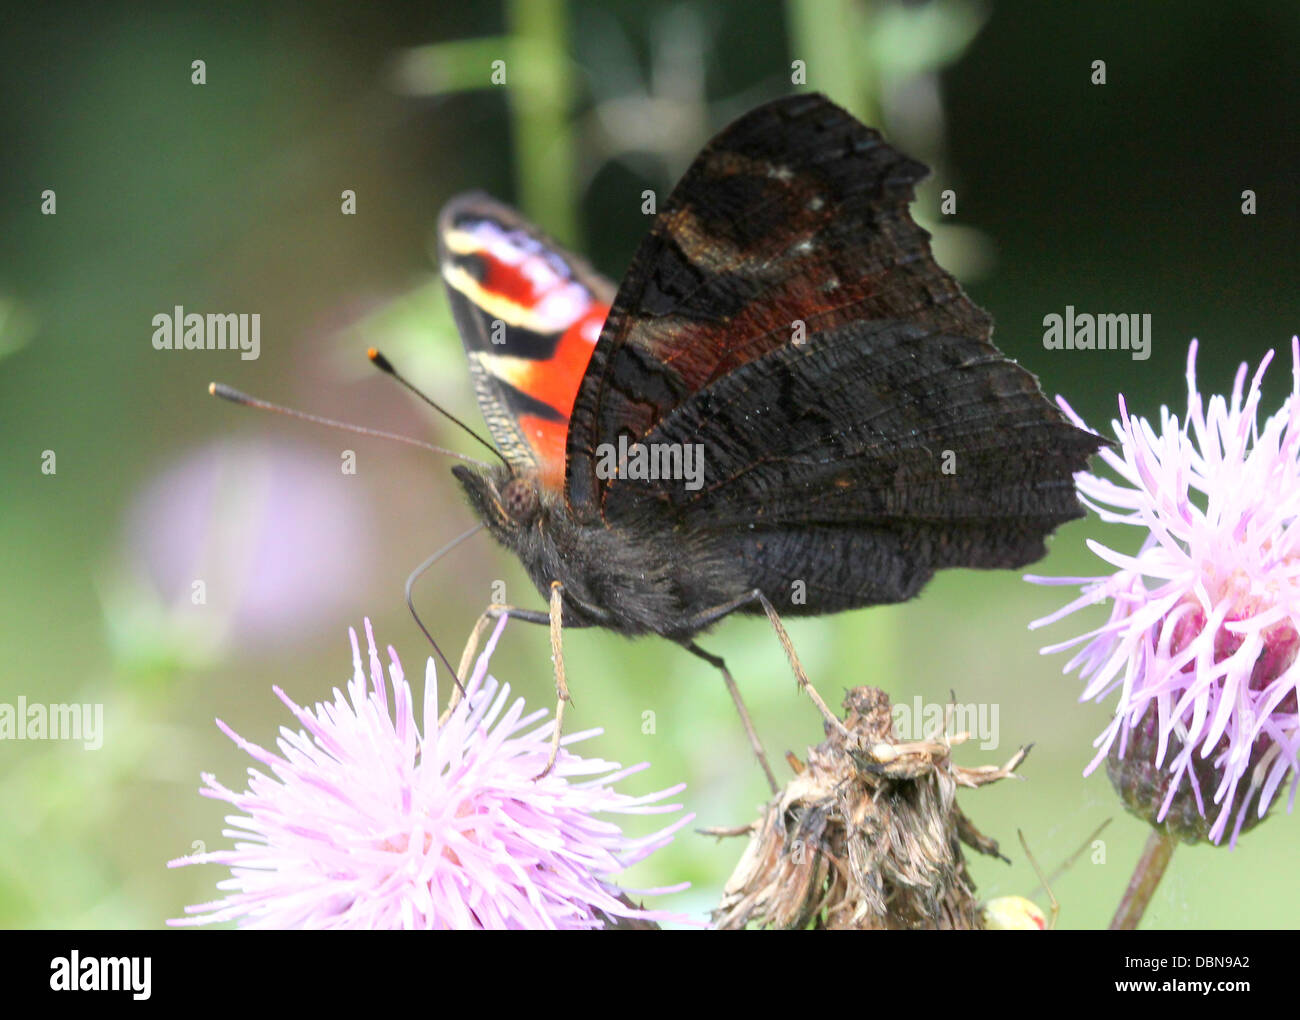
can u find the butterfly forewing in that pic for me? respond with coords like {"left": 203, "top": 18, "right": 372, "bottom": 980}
{"left": 438, "top": 192, "right": 614, "bottom": 493}
{"left": 564, "top": 93, "right": 997, "bottom": 520}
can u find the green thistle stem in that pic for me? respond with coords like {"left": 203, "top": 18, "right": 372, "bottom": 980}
{"left": 506, "top": 0, "right": 576, "bottom": 243}
{"left": 1108, "top": 829, "right": 1177, "bottom": 930}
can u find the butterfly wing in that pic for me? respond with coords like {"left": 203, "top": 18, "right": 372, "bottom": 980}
{"left": 438, "top": 192, "right": 613, "bottom": 493}
{"left": 564, "top": 92, "right": 1100, "bottom": 607}
{"left": 631, "top": 318, "right": 1103, "bottom": 608}
{"left": 565, "top": 92, "right": 996, "bottom": 519}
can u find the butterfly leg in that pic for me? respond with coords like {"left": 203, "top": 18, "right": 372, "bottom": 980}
{"left": 443, "top": 587, "right": 571, "bottom": 778}
{"left": 441, "top": 602, "right": 554, "bottom": 726}
{"left": 537, "top": 580, "right": 572, "bottom": 779}
{"left": 683, "top": 642, "right": 779, "bottom": 794}
{"left": 686, "top": 589, "right": 852, "bottom": 741}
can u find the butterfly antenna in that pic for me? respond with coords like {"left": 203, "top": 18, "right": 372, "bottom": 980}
{"left": 368, "top": 348, "right": 507, "bottom": 467}
{"left": 406, "top": 523, "right": 486, "bottom": 695}
{"left": 208, "top": 383, "right": 496, "bottom": 470}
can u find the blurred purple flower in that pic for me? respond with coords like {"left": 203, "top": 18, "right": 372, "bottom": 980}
{"left": 121, "top": 440, "right": 375, "bottom": 650}
{"left": 1029, "top": 339, "right": 1300, "bottom": 845}
{"left": 170, "top": 617, "right": 690, "bottom": 928}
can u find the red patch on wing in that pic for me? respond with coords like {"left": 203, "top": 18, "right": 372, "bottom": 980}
{"left": 516, "top": 303, "right": 608, "bottom": 491}
{"left": 477, "top": 251, "right": 544, "bottom": 308}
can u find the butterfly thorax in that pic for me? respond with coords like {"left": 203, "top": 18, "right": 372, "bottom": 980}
{"left": 452, "top": 463, "right": 754, "bottom": 638}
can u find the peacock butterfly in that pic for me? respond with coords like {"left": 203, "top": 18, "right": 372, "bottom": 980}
{"left": 433, "top": 92, "right": 1103, "bottom": 782}
{"left": 215, "top": 93, "right": 1101, "bottom": 785}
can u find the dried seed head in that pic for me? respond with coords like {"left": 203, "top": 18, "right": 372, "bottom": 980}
{"left": 713, "top": 687, "right": 1027, "bottom": 930}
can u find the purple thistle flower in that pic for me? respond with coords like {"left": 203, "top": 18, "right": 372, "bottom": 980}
{"left": 1029, "top": 339, "right": 1300, "bottom": 845}
{"left": 170, "top": 617, "right": 691, "bottom": 928}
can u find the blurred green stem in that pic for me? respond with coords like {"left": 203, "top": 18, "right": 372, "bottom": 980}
{"left": 784, "top": 0, "right": 879, "bottom": 121}
{"left": 507, "top": 0, "right": 577, "bottom": 243}
{"left": 1109, "top": 829, "right": 1177, "bottom": 930}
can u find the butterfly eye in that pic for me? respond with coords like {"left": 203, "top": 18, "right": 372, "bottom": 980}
{"left": 500, "top": 476, "right": 540, "bottom": 525}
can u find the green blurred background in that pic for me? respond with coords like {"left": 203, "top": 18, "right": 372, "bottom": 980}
{"left": 2, "top": 0, "right": 1297, "bottom": 929}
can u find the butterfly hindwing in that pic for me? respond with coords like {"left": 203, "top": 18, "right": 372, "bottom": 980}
{"left": 438, "top": 192, "right": 613, "bottom": 494}
{"left": 629, "top": 318, "right": 1103, "bottom": 607}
